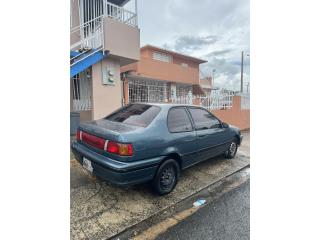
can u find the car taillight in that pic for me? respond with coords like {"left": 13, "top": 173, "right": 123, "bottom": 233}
{"left": 77, "top": 130, "right": 133, "bottom": 156}
{"left": 82, "top": 132, "right": 105, "bottom": 150}
{"left": 76, "top": 130, "right": 82, "bottom": 141}
{"left": 107, "top": 141, "right": 133, "bottom": 156}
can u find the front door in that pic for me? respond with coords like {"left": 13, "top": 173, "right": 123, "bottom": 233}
{"left": 167, "top": 107, "right": 198, "bottom": 168}
{"left": 187, "top": 107, "right": 230, "bottom": 162}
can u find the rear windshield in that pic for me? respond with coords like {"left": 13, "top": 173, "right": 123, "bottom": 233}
{"left": 105, "top": 104, "right": 161, "bottom": 127}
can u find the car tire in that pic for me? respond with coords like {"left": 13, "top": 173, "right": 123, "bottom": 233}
{"left": 224, "top": 138, "right": 238, "bottom": 159}
{"left": 152, "top": 159, "right": 180, "bottom": 195}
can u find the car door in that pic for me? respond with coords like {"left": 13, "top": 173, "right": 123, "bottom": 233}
{"left": 187, "top": 107, "right": 231, "bottom": 162}
{"left": 167, "top": 107, "right": 198, "bottom": 169}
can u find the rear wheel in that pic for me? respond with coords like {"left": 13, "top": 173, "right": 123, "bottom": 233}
{"left": 152, "top": 159, "right": 180, "bottom": 195}
{"left": 224, "top": 138, "right": 238, "bottom": 159}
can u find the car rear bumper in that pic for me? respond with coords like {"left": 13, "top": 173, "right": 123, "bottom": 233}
{"left": 239, "top": 135, "right": 243, "bottom": 145}
{"left": 71, "top": 141, "right": 162, "bottom": 186}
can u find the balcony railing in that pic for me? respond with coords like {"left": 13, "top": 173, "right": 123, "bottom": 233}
{"left": 104, "top": 1, "right": 137, "bottom": 27}
{"left": 70, "top": 16, "right": 104, "bottom": 52}
{"left": 71, "top": 0, "right": 138, "bottom": 53}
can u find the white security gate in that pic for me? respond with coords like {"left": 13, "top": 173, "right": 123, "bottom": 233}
{"left": 128, "top": 79, "right": 168, "bottom": 103}
{"left": 128, "top": 78, "right": 193, "bottom": 104}
{"left": 72, "top": 70, "right": 92, "bottom": 111}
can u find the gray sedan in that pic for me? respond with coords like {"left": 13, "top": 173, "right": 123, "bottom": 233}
{"left": 71, "top": 103, "right": 242, "bottom": 195}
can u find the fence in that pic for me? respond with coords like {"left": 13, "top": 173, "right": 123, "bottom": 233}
{"left": 212, "top": 95, "right": 250, "bottom": 130}
{"left": 200, "top": 89, "right": 236, "bottom": 110}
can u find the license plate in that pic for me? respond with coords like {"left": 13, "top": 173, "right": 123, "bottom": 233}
{"left": 83, "top": 157, "right": 93, "bottom": 173}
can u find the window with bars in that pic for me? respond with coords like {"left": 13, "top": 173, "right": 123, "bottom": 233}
{"left": 152, "top": 52, "right": 172, "bottom": 63}
{"left": 128, "top": 79, "right": 168, "bottom": 103}
{"left": 72, "top": 69, "right": 92, "bottom": 111}
{"left": 128, "top": 79, "right": 194, "bottom": 104}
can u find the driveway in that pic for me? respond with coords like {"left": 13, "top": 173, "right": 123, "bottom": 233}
{"left": 70, "top": 131, "right": 250, "bottom": 240}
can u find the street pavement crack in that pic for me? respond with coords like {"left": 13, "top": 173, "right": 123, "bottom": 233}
{"left": 83, "top": 182, "right": 102, "bottom": 204}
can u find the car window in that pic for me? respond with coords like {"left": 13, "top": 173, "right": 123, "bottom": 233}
{"left": 105, "top": 104, "right": 160, "bottom": 127}
{"left": 188, "top": 108, "right": 221, "bottom": 130}
{"left": 168, "top": 108, "right": 193, "bottom": 132}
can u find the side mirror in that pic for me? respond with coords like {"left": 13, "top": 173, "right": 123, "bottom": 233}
{"left": 222, "top": 122, "right": 229, "bottom": 128}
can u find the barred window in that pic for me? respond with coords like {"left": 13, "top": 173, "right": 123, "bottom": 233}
{"left": 152, "top": 52, "right": 172, "bottom": 63}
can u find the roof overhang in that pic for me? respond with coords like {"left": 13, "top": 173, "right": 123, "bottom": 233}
{"left": 125, "top": 74, "right": 171, "bottom": 83}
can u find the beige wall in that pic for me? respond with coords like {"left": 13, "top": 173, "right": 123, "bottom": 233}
{"left": 79, "top": 110, "right": 93, "bottom": 122}
{"left": 104, "top": 18, "right": 140, "bottom": 66}
{"left": 91, "top": 57, "right": 122, "bottom": 120}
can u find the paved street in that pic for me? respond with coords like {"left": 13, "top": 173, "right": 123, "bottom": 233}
{"left": 156, "top": 180, "right": 250, "bottom": 240}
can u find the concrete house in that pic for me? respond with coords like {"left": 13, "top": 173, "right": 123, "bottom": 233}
{"left": 70, "top": 0, "right": 140, "bottom": 125}
{"left": 121, "top": 45, "right": 207, "bottom": 105}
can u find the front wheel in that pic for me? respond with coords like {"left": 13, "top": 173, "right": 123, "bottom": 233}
{"left": 152, "top": 159, "right": 180, "bottom": 195}
{"left": 224, "top": 138, "right": 238, "bottom": 159}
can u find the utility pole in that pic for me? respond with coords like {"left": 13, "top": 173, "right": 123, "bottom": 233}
{"left": 135, "top": 0, "right": 138, "bottom": 25}
{"left": 240, "top": 51, "right": 244, "bottom": 93}
{"left": 212, "top": 69, "right": 216, "bottom": 89}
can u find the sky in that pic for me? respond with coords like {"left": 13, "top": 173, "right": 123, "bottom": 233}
{"left": 125, "top": 0, "right": 250, "bottom": 91}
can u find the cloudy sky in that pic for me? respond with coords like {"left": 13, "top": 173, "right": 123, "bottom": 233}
{"left": 125, "top": 0, "right": 250, "bottom": 91}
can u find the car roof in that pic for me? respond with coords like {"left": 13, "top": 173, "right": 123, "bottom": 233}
{"left": 130, "top": 102, "right": 201, "bottom": 109}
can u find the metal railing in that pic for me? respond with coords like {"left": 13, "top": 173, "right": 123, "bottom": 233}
{"left": 70, "top": 16, "right": 104, "bottom": 52}
{"left": 104, "top": 1, "right": 137, "bottom": 27}
{"left": 70, "top": 16, "right": 104, "bottom": 66}
{"left": 200, "top": 89, "right": 235, "bottom": 110}
{"left": 72, "top": 72, "right": 92, "bottom": 111}
{"left": 70, "top": 0, "right": 138, "bottom": 65}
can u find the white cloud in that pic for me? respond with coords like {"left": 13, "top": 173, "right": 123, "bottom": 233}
{"left": 135, "top": 0, "right": 250, "bottom": 90}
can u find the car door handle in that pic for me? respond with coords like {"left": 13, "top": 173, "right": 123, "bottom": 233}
{"left": 183, "top": 138, "right": 194, "bottom": 142}
{"left": 198, "top": 134, "right": 208, "bottom": 138}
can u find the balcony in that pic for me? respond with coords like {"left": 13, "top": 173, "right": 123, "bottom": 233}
{"left": 70, "top": 0, "right": 140, "bottom": 75}
{"left": 105, "top": 1, "right": 138, "bottom": 27}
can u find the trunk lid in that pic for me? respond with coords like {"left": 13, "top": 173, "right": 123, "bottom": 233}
{"left": 79, "top": 119, "right": 142, "bottom": 142}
